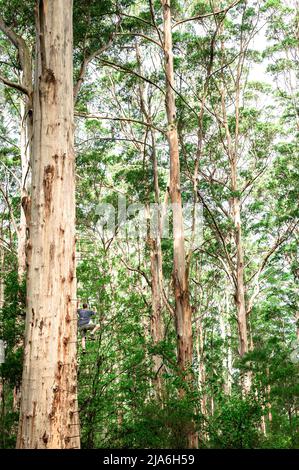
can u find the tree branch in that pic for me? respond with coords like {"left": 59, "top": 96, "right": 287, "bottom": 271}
{"left": 246, "top": 221, "right": 299, "bottom": 315}
{"left": 117, "top": 11, "right": 158, "bottom": 30}
{"left": 74, "top": 111, "right": 165, "bottom": 134}
{"left": 74, "top": 37, "right": 115, "bottom": 102}
{"left": 115, "top": 32, "right": 163, "bottom": 49}
{"left": 100, "top": 58, "right": 165, "bottom": 95}
{"left": 120, "top": 257, "right": 152, "bottom": 288}
{"left": 0, "top": 16, "right": 32, "bottom": 92}
{"left": 0, "top": 17, "right": 22, "bottom": 49}
{"left": 172, "top": 0, "right": 242, "bottom": 28}
{"left": 0, "top": 184, "right": 19, "bottom": 235}
{"left": 0, "top": 73, "right": 29, "bottom": 95}
{"left": 197, "top": 191, "right": 236, "bottom": 283}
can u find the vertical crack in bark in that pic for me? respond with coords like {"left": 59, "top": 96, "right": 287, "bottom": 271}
{"left": 43, "top": 164, "right": 54, "bottom": 215}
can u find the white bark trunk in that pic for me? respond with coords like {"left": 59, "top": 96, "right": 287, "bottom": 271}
{"left": 17, "top": 0, "right": 80, "bottom": 449}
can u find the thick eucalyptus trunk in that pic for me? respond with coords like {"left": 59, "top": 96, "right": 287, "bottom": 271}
{"left": 161, "top": 0, "right": 196, "bottom": 448}
{"left": 17, "top": 0, "right": 79, "bottom": 449}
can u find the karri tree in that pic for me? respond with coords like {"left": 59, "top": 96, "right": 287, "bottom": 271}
{"left": 17, "top": 0, "right": 79, "bottom": 449}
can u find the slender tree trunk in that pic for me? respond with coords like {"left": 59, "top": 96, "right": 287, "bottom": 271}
{"left": 231, "top": 162, "right": 252, "bottom": 394}
{"left": 219, "top": 23, "right": 250, "bottom": 393}
{"left": 261, "top": 412, "right": 267, "bottom": 436}
{"left": 149, "top": 235, "right": 164, "bottom": 399}
{"left": 16, "top": 79, "right": 32, "bottom": 409}
{"left": 266, "top": 367, "right": 272, "bottom": 426}
{"left": 17, "top": 0, "right": 80, "bottom": 449}
{"left": 15, "top": 84, "right": 32, "bottom": 407}
{"left": 18, "top": 61, "right": 33, "bottom": 280}
{"left": 161, "top": 0, "right": 196, "bottom": 448}
{"left": 135, "top": 43, "right": 165, "bottom": 398}
{"left": 195, "top": 317, "right": 207, "bottom": 416}
{"left": 13, "top": 384, "right": 21, "bottom": 412}
{"left": 219, "top": 292, "right": 233, "bottom": 396}
{"left": 149, "top": 129, "right": 165, "bottom": 399}
{"left": 230, "top": 170, "right": 248, "bottom": 360}
{"left": 232, "top": 48, "right": 252, "bottom": 393}
{"left": 225, "top": 288, "right": 233, "bottom": 395}
{"left": 0, "top": 16, "right": 33, "bottom": 279}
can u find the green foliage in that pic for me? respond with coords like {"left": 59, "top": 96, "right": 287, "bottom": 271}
{"left": 210, "top": 394, "right": 263, "bottom": 448}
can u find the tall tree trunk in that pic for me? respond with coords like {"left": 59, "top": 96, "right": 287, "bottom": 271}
{"left": 230, "top": 189, "right": 251, "bottom": 394}
{"left": 135, "top": 43, "right": 165, "bottom": 398}
{"left": 219, "top": 20, "right": 250, "bottom": 393}
{"left": 17, "top": 0, "right": 80, "bottom": 449}
{"left": 149, "top": 129, "right": 165, "bottom": 399}
{"left": 231, "top": 38, "right": 251, "bottom": 393}
{"left": 0, "top": 16, "right": 33, "bottom": 279}
{"left": 161, "top": 0, "right": 196, "bottom": 448}
{"left": 16, "top": 81, "right": 32, "bottom": 408}
{"left": 233, "top": 202, "right": 251, "bottom": 393}
{"left": 18, "top": 58, "right": 33, "bottom": 280}
{"left": 231, "top": 193, "right": 248, "bottom": 359}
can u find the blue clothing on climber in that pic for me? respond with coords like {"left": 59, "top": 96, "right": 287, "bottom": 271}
{"left": 77, "top": 303, "right": 101, "bottom": 352}
{"left": 77, "top": 308, "right": 96, "bottom": 327}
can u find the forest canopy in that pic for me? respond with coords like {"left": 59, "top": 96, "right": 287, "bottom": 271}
{"left": 0, "top": 0, "right": 298, "bottom": 450}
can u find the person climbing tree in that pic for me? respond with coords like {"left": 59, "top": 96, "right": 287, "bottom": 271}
{"left": 78, "top": 303, "right": 101, "bottom": 351}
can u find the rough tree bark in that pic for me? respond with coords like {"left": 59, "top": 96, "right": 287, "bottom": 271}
{"left": 17, "top": 0, "right": 80, "bottom": 449}
{"left": 161, "top": 0, "right": 197, "bottom": 448}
